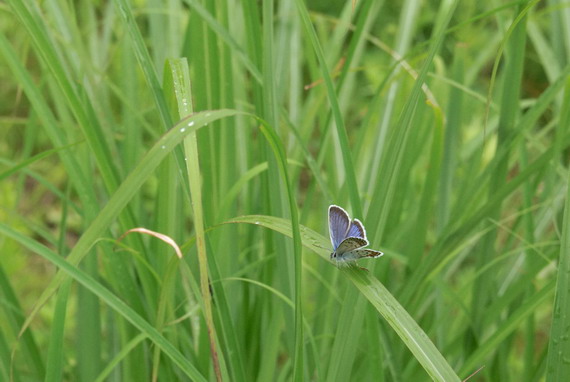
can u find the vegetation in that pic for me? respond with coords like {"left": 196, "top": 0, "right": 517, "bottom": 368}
{"left": 1, "top": 0, "right": 569, "bottom": 380}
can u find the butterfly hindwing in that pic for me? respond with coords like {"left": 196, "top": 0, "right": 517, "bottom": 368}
{"left": 328, "top": 205, "right": 350, "bottom": 250}
{"left": 336, "top": 248, "right": 384, "bottom": 262}
{"left": 352, "top": 249, "right": 383, "bottom": 259}
{"left": 334, "top": 237, "right": 368, "bottom": 256}
{"left": 346, "top": 218, "right": 366, "bottom": 240}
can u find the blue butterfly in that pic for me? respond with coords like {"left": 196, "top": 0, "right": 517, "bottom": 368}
{"left": 329, "top": 205, "right": 383, "bottom": 264}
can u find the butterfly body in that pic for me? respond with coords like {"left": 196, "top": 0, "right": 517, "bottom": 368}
{"left": 328, "top": 205, "right": 383, "bottom": 264}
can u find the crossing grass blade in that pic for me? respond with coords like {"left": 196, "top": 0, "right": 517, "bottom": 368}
{"left": 18, "top": 110, "right": 243, "bottom": 338}
{"left": 294, "top": 0, "right": 362, "bottom": 218}
{"left": 223, "top": 214, "right": 461, "bottom": 381}
{"left": 545, "top": 80, "right": 570, "bottom": 382}
{"left": 0, "top": 223, "right": 208, "bottom": 382}
{"left": 3, "top": 0, "right": 570, "bottom": 380}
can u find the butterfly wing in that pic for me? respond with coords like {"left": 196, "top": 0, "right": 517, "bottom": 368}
{"left": 328, "top": 205, "right": 350, "bottom": 250}
{"left": 337, "top": 248, "right": 384, "bottom": 262}
{"left": 334, "top": 237, "right": 368, "bottom": 256}
{"left": 346, "top": 218, "right": 366, "bottom": 240}
{"left": 352, "top": 249, "right": 383, "bottom": 258}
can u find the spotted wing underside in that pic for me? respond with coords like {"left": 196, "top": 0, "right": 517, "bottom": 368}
{"left": 334, "top": 237, "right": 368, "bottom": 256}
{"left": 350, "top": 249, "right": 383, "bottom": 259}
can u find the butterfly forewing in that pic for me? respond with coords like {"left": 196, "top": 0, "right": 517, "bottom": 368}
{"left": 346, "top": 219, "right": 366, "bottom": 239}
{"left": 335, "top": 237, "right": 368, "bottom": 256}
{"left": 328, "top": 205, "right": 350, "bottom": 250}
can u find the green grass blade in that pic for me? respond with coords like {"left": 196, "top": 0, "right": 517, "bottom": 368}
{"left": 44, "top": 280, "right": 71, "bottom": 382}
{"left": 367, "top": 0, "right": 459, "bottom": 243}
{"left": 112, "top": 0, "right": 172, "bottom": 130}
{"left": 0, "top": 224, "right": 207, "bottom": 382}
{"left": 183, "top": 0, "right": 262, "bottom": 83}
{"left": 8, "top": 0, "right": 121, "bottom": 194}
{"left": 461, "top": 279, "right": 555, "bottom": 376}
{"left": 471, "top": 2, "right": 529, "bottom": 333}
{"left": 18, "top": 110, "right": 243, "bottom": 336}
{"left": 255, "top": 118, "right": 305, "bottom": 382}
{"left": 94, "top": 334, "right": 148, "bottom": 382}
{"left": 293, "top": 0, "right": 362, "bottom": 217}
{"left": 0, "top": 264, "right": 45, "bottom": 379}
{"left": 4, "top": 1, "right": 569, "bottom": 380}
{"left": 545, "top": 79, "right": 570, "bottom": 382}
{"left": 223, "top": 214, "right": 461, "bottom": 381}
{"left": 168, "top": 58, "right": 223, "bottom": 381}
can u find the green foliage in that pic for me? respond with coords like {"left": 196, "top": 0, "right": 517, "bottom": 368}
{"left": 1, "top": 0, "right": 569, "bottom": 380}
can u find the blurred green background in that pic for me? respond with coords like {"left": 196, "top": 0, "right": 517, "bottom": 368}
{"left": 1, "top": 0, "right": 570, "bottom": 381}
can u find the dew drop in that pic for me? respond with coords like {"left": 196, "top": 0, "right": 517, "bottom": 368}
{"left": 161, "top": 145, "right": 166, "bottom": 149}
{"left": 188, "top": 121, "right": 195, "bottom": 127}
{"left": 180, "top": 127, "right": 186, "bottom": 133}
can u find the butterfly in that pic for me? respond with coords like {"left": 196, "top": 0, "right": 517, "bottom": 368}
{"left": 328, "top": 205, "right": 383, "bottom": 264}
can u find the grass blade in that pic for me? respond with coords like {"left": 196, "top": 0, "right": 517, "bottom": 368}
{"left": 545, "top": 79, "right": 570, "bottom": 382}
{"left": 0, "top": 224, "right": 207, "bottom": 381}
{"left": 167, "top": 58, "right": 223, "bottom": 381}
{"left": 224, "top": 214, "right": 461, "bottom": 381}
{"left": 18, "top": 110, "right": 243, "bottom": 337}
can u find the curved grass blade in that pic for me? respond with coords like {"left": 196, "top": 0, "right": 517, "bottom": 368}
{"left": 223, "top": 215, "right": 461, "bottom": 382}
{"left": 0, "top": 224, "right": 207, "bottom": 381}
{"left": 18, "top": 110, "right": 243, "bottom": 337}
{"left": 9, "top": 108, "right": 304, "bottom": 381}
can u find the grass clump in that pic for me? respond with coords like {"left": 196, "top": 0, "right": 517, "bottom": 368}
{"left": 1, "top": 0, "right": 569, "bottom": 380}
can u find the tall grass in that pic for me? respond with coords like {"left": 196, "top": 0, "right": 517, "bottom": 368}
{"left": 1, "top": 0, "right": 569, "bottom": 380}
